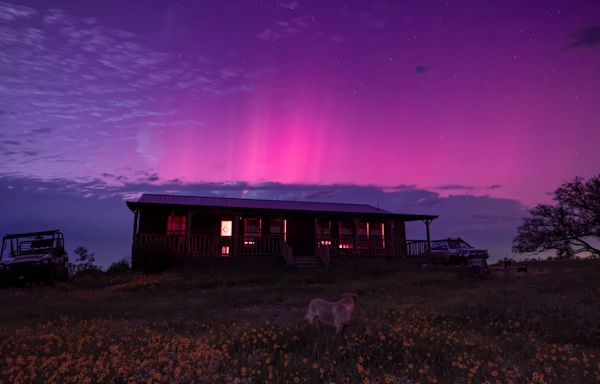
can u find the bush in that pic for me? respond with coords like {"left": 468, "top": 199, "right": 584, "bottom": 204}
{"left": 106, "top": 259, "right": 131, "bottom": 275}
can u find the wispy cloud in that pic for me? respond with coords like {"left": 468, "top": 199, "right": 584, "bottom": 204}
{"left": 564, "top": 26, "right": 600, "bottom": 50}
{"left": 257, "top": 16, "right": 313, "bottom": 41}
{"left": 0, "top": 1, "right": 37, "bottom": 21}
{"left": 414, "top": 65, "right": 429, "bottom": 74}
{"left": 0, "top": 1, "right": 261, "bottom": 181}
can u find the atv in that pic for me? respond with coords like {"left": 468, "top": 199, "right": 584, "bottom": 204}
{"left": 0, "top": 230, "right": 69, "bottom": 286}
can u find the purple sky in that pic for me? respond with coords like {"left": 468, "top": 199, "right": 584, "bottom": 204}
{"left": 1, "top": 1, "right": 599, "bottom": 265}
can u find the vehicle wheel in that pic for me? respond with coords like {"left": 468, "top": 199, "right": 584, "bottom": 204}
{"left": 45, "top": 269, "right": 56, "bottom": 285}
{"left": 57, "top": 266, "right": 69, "bottom": 281}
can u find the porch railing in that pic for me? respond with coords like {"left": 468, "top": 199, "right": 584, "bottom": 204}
{"left": 134, "top": 234, "right": 431, "bottom": 258}
{"left": 134, "top": 234, "right": 286, "bottom": 257}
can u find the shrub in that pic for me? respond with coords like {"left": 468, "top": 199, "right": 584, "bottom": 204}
{"left": 106, "top": 259, "right": 131, "bottom": 274}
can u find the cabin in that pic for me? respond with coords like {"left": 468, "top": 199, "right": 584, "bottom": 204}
{"left": 126, "top": 194, "right": 438, "bottom": 270}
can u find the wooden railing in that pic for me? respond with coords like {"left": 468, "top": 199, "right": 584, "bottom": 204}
{"left": 406, "top": 240, "right": 430, "bottom": 256}
{"left": 134, "top": 234, "right": 286, "bottom": 257}
{"left": 317, "top": 237, "right": 430, "bottom": 257}
{"left": 134, "top": 233, "right": 431, "bottom": 258}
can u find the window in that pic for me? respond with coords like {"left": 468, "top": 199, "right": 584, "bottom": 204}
{"left": 370, "top": 223, "right": 385, "bottom": 248}
{"left": 317, "top": 219, "right": 331, "bottom": 236}
{"left": 244, "top": 218, "right": 261, "bottom": 237}
{"left": 319, "top": 240, "right": 332, "bottom": 247}
{"left": 270, "top": 219, "right": 287, "bottom": 241}
{"left": 339, "top": 221, "right": 353, "bottom": 249}
{"left": 220, "top": 220, "right": 232, "bottom": 237}
{"left": 357, "top": 222, "right": 369, "bottom": 238}
{"left": 167, "top": 214, "right": 186, "bottom": 235}
{"left": 244, "top": 218, "right": 261, "bottom": 245}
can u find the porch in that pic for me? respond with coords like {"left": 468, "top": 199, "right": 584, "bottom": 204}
{"left": 132, "top": 233, "right": 431, "bottom": 259}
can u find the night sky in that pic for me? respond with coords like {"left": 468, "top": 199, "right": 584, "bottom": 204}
{"left": 1, "top": 1, "right": 599, "bottom": 265}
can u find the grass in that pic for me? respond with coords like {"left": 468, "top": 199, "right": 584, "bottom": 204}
{"left": 1, "top": 258, "right": 600, "bottom": 383}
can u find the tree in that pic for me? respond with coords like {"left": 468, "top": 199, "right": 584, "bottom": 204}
{"left": 71, "top": 246, "right": 99, "bottom": 273}
{"left": 513, "top": 175, "right": 600, "bottom": 258}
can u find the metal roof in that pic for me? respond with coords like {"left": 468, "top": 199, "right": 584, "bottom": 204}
{"left": 127, "top": 194, "right": 438, "bottom": 221}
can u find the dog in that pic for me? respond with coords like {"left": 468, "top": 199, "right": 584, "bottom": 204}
{"left": 305, "top": 293, "right": 358, "bottom": 334}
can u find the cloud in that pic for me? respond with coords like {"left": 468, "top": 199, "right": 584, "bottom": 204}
{"left": 30, "top": 127, "right": 52, "bottom": 134}
{"left": 414, "top": 65, "right": 429, "bottom": 74}
{"left": 329, "top": 35, "right": 350, "bottom": 43}
{"left": 276, "top": 1, "right": 299, "bottom": 10}
{"left": 436, "top": 184, "right": 477, "bottom": 191}
{"left": 564, "top": 26, "right": 600, "bottom": 50}
{"left": 0, "top": 1, "right": 37, "bottom": 21}
{"left": 257, "top": 16, "right": 312, "bottom": 41}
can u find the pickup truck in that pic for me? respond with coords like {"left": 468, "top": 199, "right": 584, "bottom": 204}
{"left": 430, "top": 237, "right": 489, "bottom": 265}
{"left": 0, "top": 230, "right": 69, "bottom": 285}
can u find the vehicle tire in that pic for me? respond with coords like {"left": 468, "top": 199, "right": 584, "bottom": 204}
{"left": 45, "top": 268, "right": 56, "bottom": 285}
{"left": 57, "top": 266, "right": 69, "bottom": 281}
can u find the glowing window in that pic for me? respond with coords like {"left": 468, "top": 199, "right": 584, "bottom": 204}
{"left": 167, "top": 214, "right": 186, "bottom": 235}
{"left": 317, "top": 220, "right": 331, "bottom": 236}
{"left": 244, "top": 218, "right": 261, "bottom": 238}
{"left": 270, "top": 219, "right": 287, "bottom": 241}
{"left": 319, "top": 240, "right": 332, "bottom": 247}
{"left": 339, "top": 222, "right": 353, "bottom": 236}
{"left": 357, "top": 222, "right": 369, "bottom": 238}
{"left": 221, "top": 220, "right": 232, "bottom": 237}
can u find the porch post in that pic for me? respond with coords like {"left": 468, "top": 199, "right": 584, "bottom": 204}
{"left": 424, "top": 219, "right": 432, "bottom": 254}
{"left": 386, "top": 219, "right": 395, "bottom": 257}
{"left": 232, "top": 214, "right": 240, "bottom": 256}
{"left": 353, "top": 218, "right": 359, "bottom": 257}
{"left": 314, "top": 216, "right": 319, "bottom": 256}
{"left": 132, "top": 209, "right": 139, "bottom": 243}
{"left": 185, "top": 210, "right": 192, "bottom": 258}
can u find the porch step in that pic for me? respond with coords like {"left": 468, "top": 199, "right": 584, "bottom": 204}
{"left": 293, "top": 256, "right": 323, "bottom": 269}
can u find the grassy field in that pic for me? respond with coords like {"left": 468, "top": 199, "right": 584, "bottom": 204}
{"left": 1, "top": 258, "right": 600, "bottom": 383}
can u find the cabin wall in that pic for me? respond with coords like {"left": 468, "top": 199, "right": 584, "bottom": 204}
{"left": 139, "top": 208, "right": 169, "bottom": 234}
{"left": 191, "top": 212, "right": 221, "bottom": 236}
{"left": 393, "top": 219, "right": 406, "bottom": 242}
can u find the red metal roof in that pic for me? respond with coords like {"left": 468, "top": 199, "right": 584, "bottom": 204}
{"left": 127, "top": 194, "right": 438, "bottom": 221}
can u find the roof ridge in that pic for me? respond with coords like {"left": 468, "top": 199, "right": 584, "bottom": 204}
{"left": 141, "top": 193, "right": 389, "bottom": 211}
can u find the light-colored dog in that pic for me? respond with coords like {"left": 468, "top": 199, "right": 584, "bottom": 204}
{"left": 305, "top": 293, "right": 358, "bottom": 334}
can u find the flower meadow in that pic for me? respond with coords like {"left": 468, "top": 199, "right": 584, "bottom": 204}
{"left": 1, "top": 260, "right": 600, "bottom": 383}
{"left": 2, "top": 309, "right": 599, "bottom": 383}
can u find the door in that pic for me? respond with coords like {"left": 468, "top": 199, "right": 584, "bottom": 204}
{"left": 286, "top": 215, "right": 315, "bottom": 256}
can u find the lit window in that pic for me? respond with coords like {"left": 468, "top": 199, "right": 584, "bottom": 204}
{"left": 167, "top": 214, "right": 186, "bottom": 235}
{"left": 357, "top": 222, "right": 369, "bottom": 238}
{"left": 244, "top": 218, "right": 261, "bottom": 238}
{"left": 318, "top": 220, "right": 331, "bottom": 236}
{"left": 339, "top": 221, "right": 353, "bottom": 249}
{"left": 270, "top": 219, "right": 287, "bottom": 241}
{"left": 221, "top": 245, "right": 230, "bottom": 256}
{"left": 369, "top": 223, "right": 385, "bottom": 248}
{"left": 319, "top": 240, "right": 332, "bottom": 247}
{"left": 221, "top": 220, "right": 232, "bottom": 237}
